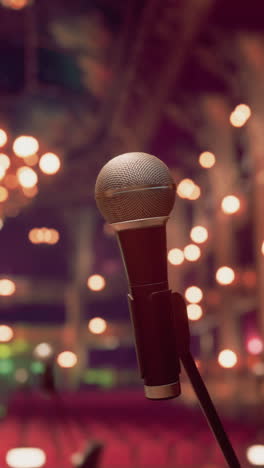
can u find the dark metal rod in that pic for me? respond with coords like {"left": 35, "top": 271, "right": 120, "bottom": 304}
{"left": 181, "top": 352, "right": 241, "bottom": 468}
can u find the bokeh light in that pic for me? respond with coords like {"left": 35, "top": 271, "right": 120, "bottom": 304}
{"left": 246, "top": 445, "right": 264, "bottom": 466}
{"left": 0, "top": 130, "right": 7, "bottom": 147}
{"left": 261, "top": 241, "right": 264, "bottom": 256}
{"left": 57, "top": 351, "right": 77, "bottom": 368}
{"left": 190, "top": 226, "right": 208, "bottom": 244}
{"left": 221, "top": 195, "right": 240, "bottom": 214}
{"left": 230, "top": 104, "right": 251, "bottom": 128}
{"left": 168, "top": 248, "right": 184, "bottom": 265}
{"left": 0, "top": 153, "right": 10, "bottom": 170}
{"left": 0, "top": 166, "right": 6, "bottom": 180}
{"left": 0, "top": 186, "right": 8, "bottom": 202}
{"left": 24, "top": 153, "right": 39, "bottom": 167}
{"left": 17, "top": 167, "right": 38, "bottom": 188}
{"left": 188, "top": 184, "right": 201, "bottom": 200}
{"left": 1, "top": 0, "right": 31, "bottom": 9}
{"left": 184, "top": 286, "right": 203, "bottom": 304}
{"left": 184, "top": 244, "right": 201, "bottom": 262}
{"left": 15, "top": 368, "right": 29, "bottom": 384}
{"left": 87, "top": 274, "right": 106, "bottom": 292}
{"left": 34, "top": 343, "right": 53, "bottom": 359}
{"left": 0, "top": 279, "right": 16, "bottom": 296}
{"left": 13, "top": 136, "right": 39, "bottom": 158}
{"left": 187, "top": 304, "right": 203, "bottom": 321}
{"left": 199, "top": 151, "right": 216, "bottom": 168}
{"left": 218, "top": 349, "right": 237, "bottom": 368}
{"left": 88, "top": 317, "right": 107, "bottom": 334}
{"left": 247, "top": 337, "right": 263, "bottom": 355}
{"left": 0, "top": 325, "right": 14, "bottom": 342}
{"left": 39, "top": 152, "right": 61, "bottom": 175}
{"left": 177, "top": 179, "right": 196, "bottom": 199}
{"left": 23, "top": 186, "right": 38, "bottom": 198}
{"left": 6, "top": 448, "right": 46, "bottom": 468}
{"left": 28, "top": 228, "right": 60, "bottom": 245}
{"left": 216, "top": 266, "right": 235, "bottom": 285}
{"left": 5, "top": 174, "right": 18, "bottom": 189}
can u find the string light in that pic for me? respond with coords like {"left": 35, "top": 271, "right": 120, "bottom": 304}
{"left": 218, "top": 349, "right": 237, "bottom": 368}
{"left": 0, "top": 279, "right": 15, "bottom": 296}
{"left": 247, "top": 337, "right": 263, "bottom": 355}
{"left": 246, "top": 445, "right": 264, "bottom": 466}
{"left": 190, "top": 226, "right": 208, "bottom": 244}
{"left": 187, "top": 304, "right": 203, "bottom": 321}
{"left": 230, "top": 104, "right": 251, "bottom": 128}
{"left": 13, "top": 136, "right": 39, "bottom": 158}
{"left": 168, "top": 248, "right": 184, "bottom": 265}
{"left": 199, "top": 151, "right": 216, "bottom": 168}
{"left": 184, "top": 244, "right": 201, "bottom": 262}
{"left": 221, "top": 195, "right": 240, "bottom": 214}
{"left": 57, "top": 351, "right": 77, "bottom": 368}
{"left": 0, "top": 325, "right": 14, "bottom": 342}
{"left": 39, "top": 153, "right": 61, "bottom": 175}
{"left": 216, "top": 266, "right": 235, "bottom": 285}
{"left": 0, "top": 130, "right": 7, "bottom": 147}
{"left": 6, "top": 448, "right": 46, "bottom": 468}
{"left": 184, "top": 286, "right": 203, "bottom": 303}
{"left": 17, "top": 167, "right": 38, "bottom": 188}
{"left": 87, "top": 274, "right": 106, "bottom": 292}
{"left": 88, "top": 317, "right": 107, "bottom": 334}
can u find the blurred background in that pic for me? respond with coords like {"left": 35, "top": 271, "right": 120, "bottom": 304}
{"left": 0, "top": 0, "right": 262, "bottom": 467}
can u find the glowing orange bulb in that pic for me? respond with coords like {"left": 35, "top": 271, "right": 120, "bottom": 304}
{"left": 247, "top": 337, "right": 263, "bottom": 355}
{"left": 218, "top": 349, "right": 237, "bottom": 368}
{"left": 199, "top": 151, "right": 216, "bottom": 168}
{"left": 0, "top": 279, "right": 16, "bottom": 296}
{"left": 0, "top": 153, "right": 10, "bottom": 170}
{"left": 187, "top": 304, "right": 203, "bottom": 321}
{"left": 190, "top": 226, "right": 208, "bottom": 244}
{"left": 24, "top": 153, "right": 39, "bottom": 167}
{"left": 28, "top": 228, "right": 40, "bottom": 244}
{"left": 184, "top": 244, "right": 201, "bottom": 262}
{"left": 57, "top": 351, "right": 77, "bottom": 368}
{"left": 168, "top": 248, "right": 184, "bottom": 265}
{"left": 230, "top": 104, "right": 251, "bottom": 128}
{"left": 177, "top": 179, "right": 196, "bottom": 199}
{"left": 87, "top": 274, "right": 106, "bottom": 292}
{"left": 0, "top": 130, "right": 7, "bottom": 147}
{"left": 0, "top": 186, "right": 8, "bottom": 202}
{"left": 88, "top": 317, "right": 107, "bottom": 334}
{"left": 47, "top": 229, "right": 60, "bottom": 245}
{"left": 17, "top": 167, "right": 38, "bottom": 188}
{"left": 221, "top": 195, "right": 240, "bottom": 214}
{"left": 216, "top": 266, "right": 235, "bottom": 285}
{"left": 185, "top": 286, "right": 203, "bottom": 304}
{"left": 1, "top": 0, "right": 30, "bottom": 9}
{"left": 23, "top": 186, "right": 38, "bottom": 198}
{"left": 39, "top": 153, "right": 61, "bottom": 175}
{"left": 0, "top": 325, "right": 14, "bottom": 342}
{"left": 13, "top": 136, "right": 39, "bottom": 158}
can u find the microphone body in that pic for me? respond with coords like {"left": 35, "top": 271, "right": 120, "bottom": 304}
{"left": 95, "top": 152, "right": 181, "bottom": 399}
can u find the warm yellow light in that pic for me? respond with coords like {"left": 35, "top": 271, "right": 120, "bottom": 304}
{"left": 247, "top": 445, "right": 264, "bottom": 466}
{"left": 168, "top": 248, "right": 184, "bottom": 265}
{"left": 1, "top": 0, "right": 30, "bottom": 9}
{"left": 218, "top": 349, "right": 237, "bottom": 368}
{"left": 17, "top": 167, "right": 38, "bottom": 188}
{"left": 87, "top": 274, "right": 106, "bottom": 292}
{"left": 0, "top": 325, "right": 14, "bottom": 342}
{"left": 0, "top": 166, "right": 6, "bottom": 180}
{"left": 0, "top": 129, "right": 7, "bottom": 147}
{"left": 184, "top": 244, "right": 201, "bottom": 262}
{"left": 39, "top": 153, "right": 61, "bottom": 175}
{"left": 23, "top": 186, "right": 38, "bottom": 198}
{"left": 187, "top": 304, "right": 203, "bottom": 321}
{"left": 184, "top": 286, "right": 203, "bottom": 303}
{"left": 57, "top": 351, "right": 77, "bottom": 368}
{"left": 13, "top": 136, "right": 39, "bottom": 158}
{"left": 0, "top": 186, "right": 8, "bottom": 202}
{"left": 0, "top": 153, "right": 10, "bottom": 170}
{"left": 15, "top": 368, "right": 29, "bottom": 383}
{"left": 34, "top": 343, "right": 53, "bottom": 359}
{"left": 199, "top": 151, "right": 216, "bottom": 168}
{"left": 6, "top": 448, "right": 46, "bottom": 468}
{"left": 177, "top": 179, "right": 196, "bottom": 199}
{"left": 0, "top": 279, "right": 15, "bottom": 296}
{"left": 190, "top": 226, "right": 208, "bottom": 244}
{"left": 24, "top": 153, "right": 39, "bottom": 167}
{"left": 88, "top": 317, "right": 107, "bottom": 334}
{"left": 28, "top": 228, "right": 39, "bottom": 244}
{"left": 221, "top": 195, "right": 240, "bottom": 214}
{"left": 5, "top": 174, "right": 18, "bottom": 189}
{"left": 216, "top": 266, "right": 235, "bottom": 285}
{"left": 189, "top": 185, "right": 201, "bottom": 200}
{"left": 47, "top": 228, "right": 60, "bottom": 245}
{"left": 230, "top": 104, "right": 251, "bottom": 128}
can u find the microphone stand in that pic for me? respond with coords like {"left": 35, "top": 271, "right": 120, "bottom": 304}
{"left": 171, "top": 292, "right": 241, "bottom": 468}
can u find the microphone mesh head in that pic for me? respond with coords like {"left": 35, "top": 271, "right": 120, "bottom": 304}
{"left": 95, "top": 152, "right": 175, "bottom": 224}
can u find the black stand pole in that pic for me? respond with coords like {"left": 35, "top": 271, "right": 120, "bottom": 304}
{"left": 172, "top": 293, "right": 241, "bottom": 468}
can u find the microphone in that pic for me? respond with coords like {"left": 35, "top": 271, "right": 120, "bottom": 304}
{"left": 95, "top": 152, "right": 181, "bottom": 400}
